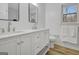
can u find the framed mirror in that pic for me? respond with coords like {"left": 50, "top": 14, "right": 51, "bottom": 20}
{"left": 28, "top": 3, "right": 38, "bottom": 23}
{"left": 8, "top": 3, "right": 19, "bottom": 21}
{"left": 0, "top": 3, "right": 19, "bottom": 21}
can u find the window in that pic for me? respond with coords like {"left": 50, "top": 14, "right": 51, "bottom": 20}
{"left": 63, "top": 4, "right": 77, "bottom": 23}
{"left": 64, "top": 5, "right": 77, "bottom": 14}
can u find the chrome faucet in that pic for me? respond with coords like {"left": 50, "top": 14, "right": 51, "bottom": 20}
{"left": 8, "top": 21, "right": 11, "bottom": 32}
{"left": 32, "top": 23, "right": 37, "bottom": 29}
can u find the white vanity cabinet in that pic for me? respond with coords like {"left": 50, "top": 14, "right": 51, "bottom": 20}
{"left": 0, "top": 29, "right": 49, "bottom": 55}
{"left": 0, "top": 36, "right": 18, "bottom": 55}
{"left": 31, "top": 30, "right": 49, "bottom": 55}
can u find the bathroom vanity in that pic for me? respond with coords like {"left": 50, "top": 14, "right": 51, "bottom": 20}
{"left": 0, "top": 29, "right": 49, "bottom": 55}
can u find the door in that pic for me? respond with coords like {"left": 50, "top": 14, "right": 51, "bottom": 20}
{"left": 0, "top": 37, "right": 17, "bottom": 55}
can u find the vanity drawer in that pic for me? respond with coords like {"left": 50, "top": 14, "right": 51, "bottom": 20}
{"left": 33, "top": 44, "right": 42, "bottom": 55}
{"left": 0, "top": 36, "right": 17, "bottom": 45}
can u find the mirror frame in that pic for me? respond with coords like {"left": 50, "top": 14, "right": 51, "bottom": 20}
{"left": 0, "top": 3, "right": 20, "bottom": 21}
{"left": 28, "top": 3, "right": 38, "bottom": 23}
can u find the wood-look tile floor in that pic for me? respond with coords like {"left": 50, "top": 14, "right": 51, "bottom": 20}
{"left": 46, "top": 44, "right": 79, "bottom": 55}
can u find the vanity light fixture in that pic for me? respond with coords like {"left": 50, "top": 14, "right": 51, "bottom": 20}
{"left": 32, "top": 3, "right": 38, "bottom": 7}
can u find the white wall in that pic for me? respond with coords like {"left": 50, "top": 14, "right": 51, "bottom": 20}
{"left": 60, "top": 25, "right": 78, "bottom": 44}
{"left": 45, "top": 3, "right": 62, "bottom": 36}
{"left": 37, "top": 3, "right": 46, "bottom": 29}
{"left": 0, "top": 3, "right": 33, "bottom": 33}
{"left": 0, "top": 3, "right": 8, "bottom": 19}
{"left": 0, "top": 3, "right": 45, "bottom": 33}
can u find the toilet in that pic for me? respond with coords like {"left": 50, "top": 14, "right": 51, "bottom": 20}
{"left": 49, "top": 35, "right": 63, "bottom": 48}
{"left": 49, "top": 36, "right": 56, "bottom": 48}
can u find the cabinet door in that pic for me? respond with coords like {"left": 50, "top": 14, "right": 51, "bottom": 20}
{"left": 31, "top": 32, "right": 41, "bottom": 55}
{"left": 0, "top": 37, "right": 17, "bottom": 55}
{"left": 38, "top": 30, "right": 49, "bottom": 50}
{"left": 43, "top": 30, "right": 49, "bottom": 44}
{"left": 20, "top": 34, "right": 32, "bottom": 55}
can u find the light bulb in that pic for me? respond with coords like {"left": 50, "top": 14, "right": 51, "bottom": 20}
{"left": 32, "top": 3, "right": 38, "bottom": 7}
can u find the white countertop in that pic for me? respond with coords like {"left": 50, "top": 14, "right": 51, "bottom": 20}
{"left": 0, "top": 28, "right": 49, "bottom": 39}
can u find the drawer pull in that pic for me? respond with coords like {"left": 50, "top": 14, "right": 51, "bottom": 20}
{"left": 17, "top": 41, "right": 24, "bottom": 45}
{"left": 20, "top": 41, "right": 24, "bottom": 44}
{"left": 17, "top": 42, "right": 20, "bottom": 45}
